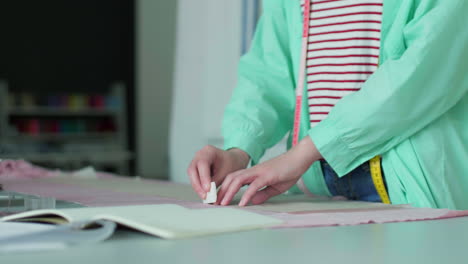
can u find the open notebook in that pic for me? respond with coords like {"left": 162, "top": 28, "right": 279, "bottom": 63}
{"left": 1, "top": 204, "right": 282, "bottom": 239}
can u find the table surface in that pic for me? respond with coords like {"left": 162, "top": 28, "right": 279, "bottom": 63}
{"left": 2, "top": 214, "right": 468, "bottom": 264}
{"left": 1, "top": 185, "right": 468, "bottom": 264}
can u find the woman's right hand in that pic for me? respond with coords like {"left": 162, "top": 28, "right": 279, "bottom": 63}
{"left": 187, "top": 146, "right": 250, "bottom": 200}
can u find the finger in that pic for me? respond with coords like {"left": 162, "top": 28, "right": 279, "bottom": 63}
{"left": 216, "top": 169, "right": 244, "bottom": 205}
{"left": 187, "top": 160, "right": 205, "bottom": 199}
{"left": 197, "top": 160, "right": 212, "bottom": 193}
{"left": 238, "top": 178, "right": 268, "bottom": 206}
{"left": 211, "top": 175, "right": 224, "bottom": 188}
{"left": 220, "top": 171, "right": 255, "bottom": 206}
{"left": 248, "top": 186, "right": 282, "bottom": 206}
{"left": 211, "top": 161, "right": 228, "bottom": 187}
{"left": 210, "top": 165, "right": 224, "bottom": 188}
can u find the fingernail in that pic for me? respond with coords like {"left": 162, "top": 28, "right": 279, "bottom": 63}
{"left": 221, "top": 199, "right": 227, "bottom": 206}
{"left": 204, "top": 183, "right": 210, "bottom": 192}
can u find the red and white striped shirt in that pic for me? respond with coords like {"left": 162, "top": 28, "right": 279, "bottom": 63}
{"left": 302, "top": 0, "right": 383, "bottom": 127}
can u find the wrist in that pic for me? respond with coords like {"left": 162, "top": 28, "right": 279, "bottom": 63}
{"left": 227, "top": 148, "right": 250, "bottom": 168}
{"left": 290, "top": 136, "right": 322, "bottom": 169}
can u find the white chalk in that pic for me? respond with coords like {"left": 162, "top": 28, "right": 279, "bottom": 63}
{"left": 203, "top": 182, "right": 217, "bottom": 204}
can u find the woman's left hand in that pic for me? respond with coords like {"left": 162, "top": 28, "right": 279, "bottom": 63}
{"left": 216, "top": 136, "right": 322, "bottom": 206}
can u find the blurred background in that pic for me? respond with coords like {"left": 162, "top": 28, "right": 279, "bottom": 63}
{"left": 0, "top": 0, "right": 286, "bottom": 183}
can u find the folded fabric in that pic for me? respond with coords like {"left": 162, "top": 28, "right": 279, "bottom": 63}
{"left": 0, "top": 160, "right": 117, "bottom": 180}
{"left": 0, "top": 160, "right": 59, "bottom": 179}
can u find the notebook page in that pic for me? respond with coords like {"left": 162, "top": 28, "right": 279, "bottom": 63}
{"left": 7, "top": 204, "right": 282, "bottom": 239}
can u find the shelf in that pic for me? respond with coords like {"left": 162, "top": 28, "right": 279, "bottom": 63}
{"left": 8, "top": 132, "right": 119, "bottom": 141}
{"left": 2, "top": 151, "right": 133, "bottom": 163}
{"left": 7, "top": 107, "right": 118, "bottom": 117}
{"left": 0, "top": 81, "right": 130, "bottom": 174}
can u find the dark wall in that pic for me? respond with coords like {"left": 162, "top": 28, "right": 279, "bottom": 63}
{"left": 0, "top": 0, "right": 136, "bottom": 172}
{"left": 0, "top": 1, "right": 134, "bottom": 93}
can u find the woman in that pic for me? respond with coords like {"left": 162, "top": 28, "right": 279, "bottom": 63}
{"left": 187, "top": 0, "right": 468, "bottom": 209}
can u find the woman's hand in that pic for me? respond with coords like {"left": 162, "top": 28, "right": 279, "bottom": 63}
{"left": 216, "top": 136, "right": 322, "bottom": 206}
{"left": 187, "top": 146, "right": 250, "bottom": 199}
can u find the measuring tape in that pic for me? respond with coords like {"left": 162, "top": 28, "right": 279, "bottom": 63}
{"left": 294, "top": 0, "right": 313, "bottom": 196}
{"left": 294, "top": 0, "right": 390, "bottom": 204}
{"left": 370, "top": 156, "right": 391, "bottom": 204}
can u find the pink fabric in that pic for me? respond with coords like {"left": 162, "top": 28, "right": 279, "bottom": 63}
{"left": 2, "top": 177, "right": 468, "bottom": 229}
{"left": 251, "top": 208, "right": 468, "bottom": 228}
{"left": 1, "top": 180, "right": 204, "bottom": 208}
{"left": 0, "top": 160, "right": 60, "bottom": 179}
{"left": 0, "top": 159, "right": 121, "bottom": 180}
{"left": 1, "top": 161, "right": 467, "bottom": 228}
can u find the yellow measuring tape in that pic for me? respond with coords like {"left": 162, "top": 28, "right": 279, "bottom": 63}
{"left": 369, "top": 156, "right": 391, "bottom": 204}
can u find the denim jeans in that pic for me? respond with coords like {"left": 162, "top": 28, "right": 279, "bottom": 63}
{"left": 321, "top": 160, "right": 386, "bottom": 203}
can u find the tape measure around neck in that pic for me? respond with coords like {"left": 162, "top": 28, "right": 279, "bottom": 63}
{"left": 294, "top": 0, "right": 314, "bottom": 196}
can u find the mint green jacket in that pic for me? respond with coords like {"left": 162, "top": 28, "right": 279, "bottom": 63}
{"left": 223, "top": 0, "right": 468, "bottom": 209}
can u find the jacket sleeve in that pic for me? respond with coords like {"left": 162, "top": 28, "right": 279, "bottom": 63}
{"left": 222, "top": 1, "right": 296, "bottom": 165}
{"left": 309, "top": 0, "right": 468, "bottom": 176}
